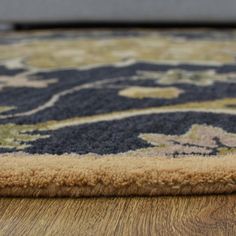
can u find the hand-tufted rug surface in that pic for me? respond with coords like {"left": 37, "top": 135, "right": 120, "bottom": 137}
{"left": 0, "top": 29, "right": 236, "bottom": 197}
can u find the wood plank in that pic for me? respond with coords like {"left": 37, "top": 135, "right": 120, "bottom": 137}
{"left": 0, "top": 195, "right": 236, "bottom": 236}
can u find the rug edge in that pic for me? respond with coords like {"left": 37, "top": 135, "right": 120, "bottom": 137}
{"left": 0, "top": 153, "right": 236, "bottom": 197}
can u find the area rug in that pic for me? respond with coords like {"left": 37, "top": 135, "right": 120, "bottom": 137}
{"left": 0, "top": 29, "right": 236, "bottom": 197}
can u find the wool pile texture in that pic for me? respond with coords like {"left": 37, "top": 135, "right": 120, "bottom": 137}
{"left": 0, "top": 29, "right": 236, "bottom": 197}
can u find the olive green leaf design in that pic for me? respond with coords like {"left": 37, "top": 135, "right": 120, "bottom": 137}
{"left": 0, "top": 106, "right": 15, "bottom": 114}
{"left": 139, "top": 124, "right": 236, "bottom": 156}
{"left": 134, "top": 70, "right": 236, "bottom": 86}
{"left": 0, "top": 73, "right": 57, "bottom": 91}
{"left": 118, "top": 86, "right": 184, "bottom": 99}
{"left": 0, "top": 123, "right": 49, "bottom": 150}
{"left": 1, "top": 34, "right": 236, "bottom": 69}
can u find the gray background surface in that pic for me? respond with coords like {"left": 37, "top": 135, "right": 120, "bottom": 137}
{"left": 0, "top": 0, "right": 236, "bottom": 23}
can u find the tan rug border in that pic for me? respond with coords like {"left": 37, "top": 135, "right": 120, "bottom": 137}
{"left": 0, "top": 153, "right": 236, "bottom": 197}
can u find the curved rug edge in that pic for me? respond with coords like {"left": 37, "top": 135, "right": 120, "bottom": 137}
{"left": 1, "top": 153, "right": 236, "bottom": 197}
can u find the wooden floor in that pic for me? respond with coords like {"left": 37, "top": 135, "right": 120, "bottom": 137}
{"left": 0, "top": 195, "right": 236, "bottom": 236}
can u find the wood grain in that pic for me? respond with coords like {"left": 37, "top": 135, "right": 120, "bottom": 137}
{"left": 0, "top": 195, "right": 236, "bottom": 236}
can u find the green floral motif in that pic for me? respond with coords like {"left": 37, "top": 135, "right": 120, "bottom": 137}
{"left": 135, "top": 70, "right": 236, "bottom": 86}
{"left": 2, "top": 33, "right": 236, "bottom": 69}
{"left": 0, "top": 124, "right": 49, "bottom": 150}
{"left": 0, "top": 73, "right": 57, "bottom": 91}
{"left": 0, "top": 106, "right": 15, "bottom": 113}
{"left": 118, "top": 86, "right": 184, "bottom": 99}
{"left": 139, "top": 124, "right": 236, "bottom": 156}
